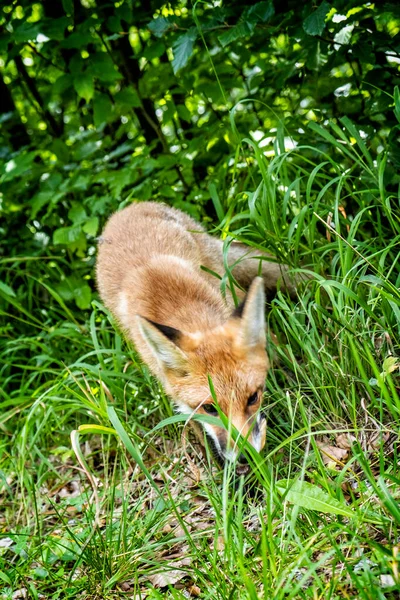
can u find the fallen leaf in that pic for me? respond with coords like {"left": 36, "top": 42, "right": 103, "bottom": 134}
{"left": 379, "top": 574, "right": 396, "bottom": 588}
{"left": 172, "top": 524, "right": 188, "bottom": 539}
{"left": 316, "top": 441, "right": 348, "bottom": 469}
{"left": 188, "top": 584, "right": 201, "bottom": 596}
{"left": 119, "top": 582, "right": 131, "bottom": 591}
{"left": 336, "top": 433, "right": 357, "bottom": 450}
{"left": 0, "top": 537, "right": 13, "bottom": 548}
{"left": 382, "top": 356, "right": 399, "bottom": 377}
{"left": 148, "top": 558, "right": 191, "bottom": 588}
{"left": 367, "top": 431, "right": 390, "bottom": 452}
{"left": 12, "top": 590, "right": 28, "bottom": 600}
{"left": 56, "top": 479, "right": 81, "bottom": 499}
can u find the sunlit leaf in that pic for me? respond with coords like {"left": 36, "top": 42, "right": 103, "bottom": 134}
{"left": 77, "top": 424, "right": 116, "bottom": 435}
{"left": 0, "top": 281, "right": 16, "bottom": 298}
{"left": 276, "top": 480, "right": 353, "bottom": 517}
{"left": 82, "top": 216, "right": 99, "bottom": 236}
{"left": 334, "top": 24, "right": 354, "bottom": 46}
{"left": 53, "top": 225, "right": 82, "bottom": 245}
{"left": 74, "top": 73, "right": 94, "bottom": 103}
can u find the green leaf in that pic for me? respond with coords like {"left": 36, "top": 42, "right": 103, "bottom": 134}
{"left": 93, "top": 93, "right": 113, "bottom": 128}
{"left": 176, "top": 104, "right": 191, "bottom": 122}
{"left": 30, "top": 191, "right": 53, "bottom": 218}
{"left": 148, "top": 17, "right": 176, "bottom": 38}
{"left": 2, "top": 151, "right": 37, "bottom": 181}
{"left": 130, "top": 179, "right": 152, "bottom": 200}
{"left": 150, "top": 412, "right": 223, "bottom": 433}
{"left": 73, "top": 140, "right": 98, "bottom": 161}
{"left": 77, "top": 424, "right": 116, "bottom": 435}
{"left": 82, "top": 216, "right": 99, "bottom": 236}
{"left": 34, "top": 567, "right": 49, "bottom": 579}
{"left": 303, "top": 1, "right": 330, "bottom": 36}
{"left": 0, "top": 32, "right": 11, "bottom": 52}
{"left": 378, "top": 477, "right": 400, "bottom": 522}
{"left": 308, "top": 40, "right": 328, "bottom": 70}
{"left": 68, "top": 202, "right": 87, "bottom": 223}
{"left": 53, "top": 225, "right": 82, "bottom": 245}
{"left": 116, "top": 3, "right": 132, "bottom": 25}
{"left": 68, "top": 53, "right": 84, "bottom": 75}
{"left": 394, "top": 86, "right": 400, "bottom": 124}
{"left": 54, "top": 280, "right": 74, "bottom": 302}
{"left": 382, "top": 356, "right": 399, "bottom": 376}
{"left": 89, "top": 52, "right": 122, "bottom": 83}
{"left": 61, "top": 30, "right": 92, "bottom": 49}
{"left": 55, "top": 275, "right": 91, "bottom": 308}
{"left": 62, "top": 0, "right": 73, "bottom": 14}
{"left": 107, "top": 15, "right": 122, "bottom": 33}
{"left": 209, "top": 183, "right": 225, "bottom": 221}
{"left": 107, "top": 406, "right": 162, "bottom": 496}
{"left": 41, "top": 16, "right": 71, "bottom": 41}
{"left": 142, "top": 40, "right": 166, "bottom": 60}
{"left": 107, "top": 168, "right": 133, "bottom": 198}
{"left": 334, "top": 25, "right": 354, "bottom": 46}
{"left": 51, "top": 138, "right": 70, "bottom": 163}
{"left": 218, "top": 21, "right": 255, "bottom": 47}
{"left": 13, "top": 22, "right": 41, "bottom": 43}
{"left": 340, "top": 116, "right": 373, "bottom": 168}
{"left": 74, "top": 73, "right": 94, "bottom": 103}
{"left": 75, "top": 283, "right": 91, "bottom": 309}
{"left": 53, "top": 73, "right": 73, "bottom": 96}
{"left": 171, "top": 28, "right": 197, "bottom": 74}
{"left": 247, "top": 1, "right": 274, "bottom": 23}
{"left": 0, "top": 571, "right": 12, "bottom": 586}
{"left": 0, "top": 281, "right": 16, "bottom": 297}
{"left": 114, "top": 87, "right": 141, "bottom": 110}
{"left": 276, "top": 480, "right": 353, "bottom": 517}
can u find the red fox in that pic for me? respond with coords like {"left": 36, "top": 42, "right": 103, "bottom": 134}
{"left": 96, "top": 202, "right": 293, "bottom": 471}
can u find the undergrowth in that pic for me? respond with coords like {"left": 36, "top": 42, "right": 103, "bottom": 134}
{"left": 1, "top": 115, "right": 400, "bottom": 599}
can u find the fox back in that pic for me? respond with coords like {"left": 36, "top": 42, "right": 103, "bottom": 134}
{"left": 96, "top": 202, "right": 278, "bottom": 466}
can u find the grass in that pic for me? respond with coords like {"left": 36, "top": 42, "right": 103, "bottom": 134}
{"left": 1, "top": 116, "right": 400, "bottom": 599}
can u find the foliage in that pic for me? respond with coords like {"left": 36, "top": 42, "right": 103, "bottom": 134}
{"left": 1, "top": 0, "right": 400, "bottom": 598}
{"left": 1, "top": 0, "right": 399, "bottom": 308}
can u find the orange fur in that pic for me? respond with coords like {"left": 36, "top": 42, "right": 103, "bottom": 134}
{"left": 96, "top": 202, "right": 291, "bottom": 466}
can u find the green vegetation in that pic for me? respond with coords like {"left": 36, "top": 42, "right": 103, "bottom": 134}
{"left": 1, "top": 0, "right": 400, "bottom": 598}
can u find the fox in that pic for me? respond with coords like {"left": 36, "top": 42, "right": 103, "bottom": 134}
{"left": 96, "top": 201, "right": 294, "bottom": 473}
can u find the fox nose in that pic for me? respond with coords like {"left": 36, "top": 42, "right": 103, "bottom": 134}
{"left": 236, "top": 454, "right": 250, "bottom": 476}
{"left": 238, "top": 453, "right": 247, "bottom": 464}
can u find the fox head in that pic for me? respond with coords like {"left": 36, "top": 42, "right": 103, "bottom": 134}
{"left": 136, "top": 278, "right": 269, "bottom": 470}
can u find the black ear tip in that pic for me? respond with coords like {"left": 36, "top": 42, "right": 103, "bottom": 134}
{"left": 147, "top": 319, "right": 181, "bottom": 344}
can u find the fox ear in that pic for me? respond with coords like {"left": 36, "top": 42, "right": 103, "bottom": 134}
{"left": 234, "top": 277, "right": 266, "bottom": 348}
{"left": 136, "top": 316, "right": 188, "bottom": 375}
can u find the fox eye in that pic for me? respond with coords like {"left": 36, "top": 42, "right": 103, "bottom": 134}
{"left": 203, "top": 403, "right": 218, "bottom": 415}
{"left": 247, "top": 392, "right": 259, "bottom": 407}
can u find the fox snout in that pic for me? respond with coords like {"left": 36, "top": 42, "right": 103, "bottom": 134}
{"left": 205, "top": 412, "right": 267, "bottom": 473}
